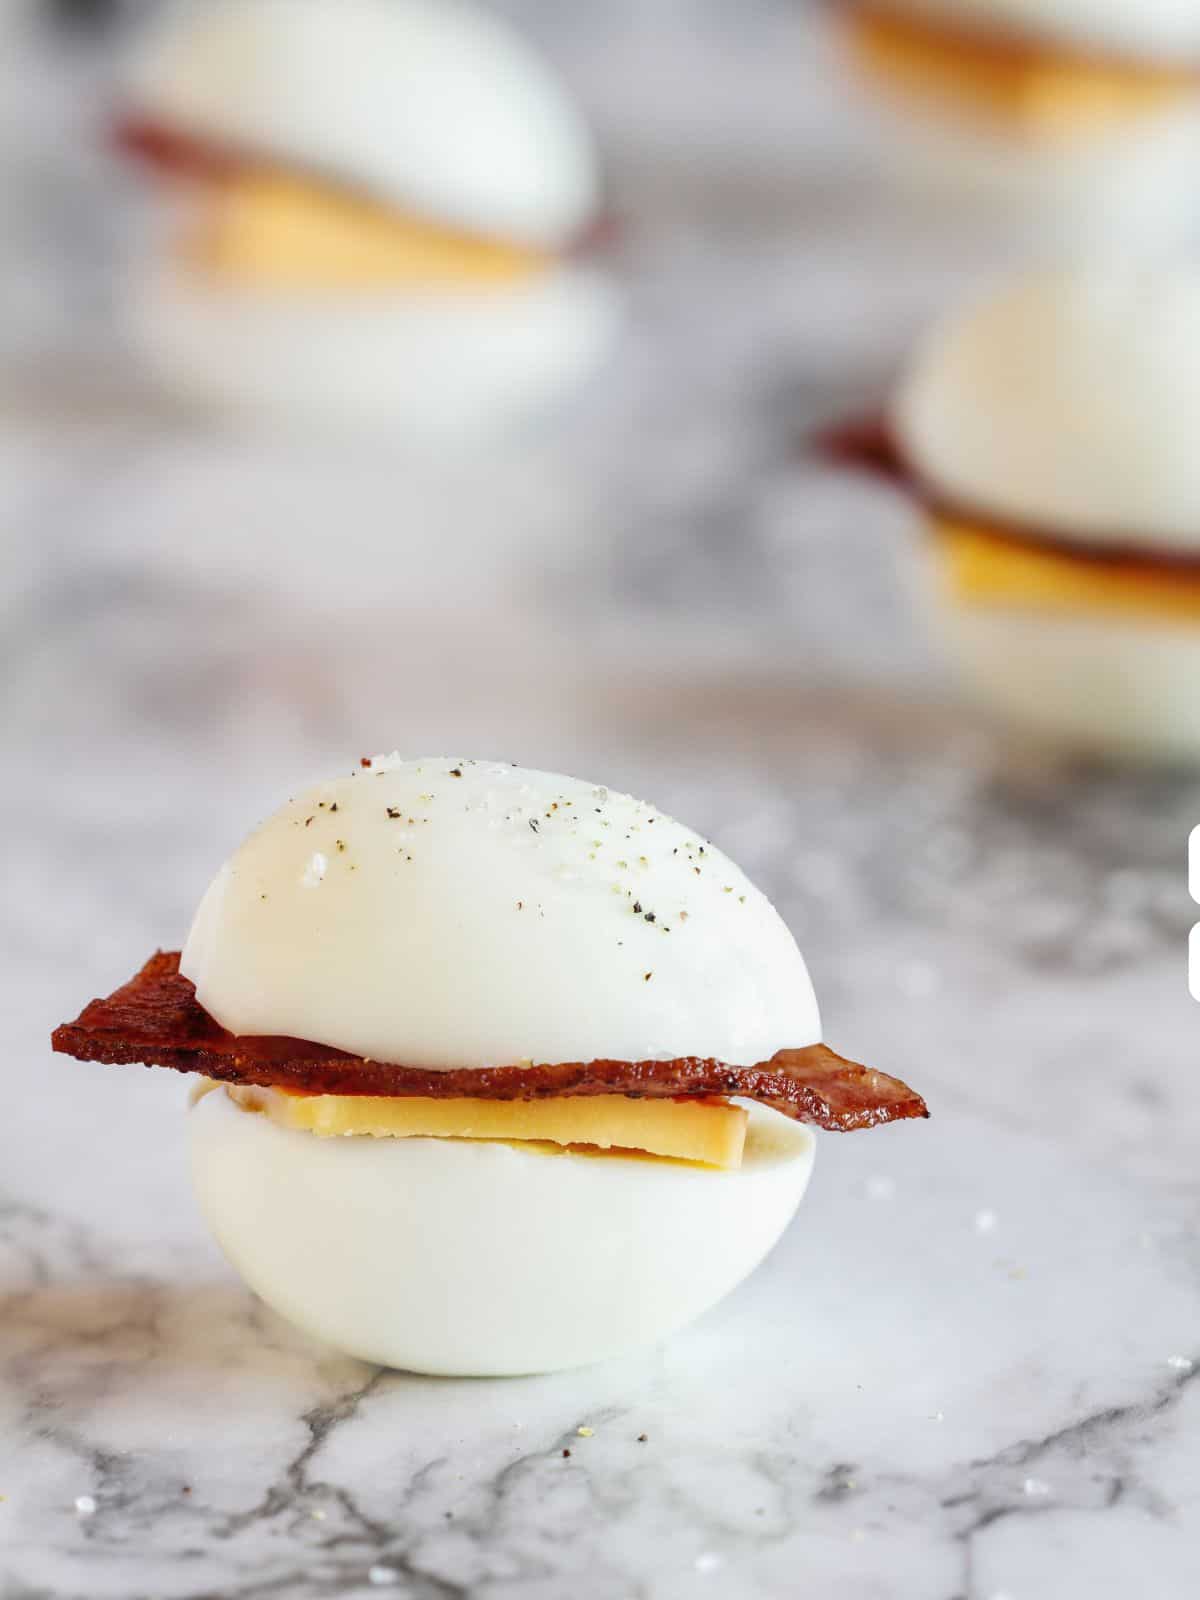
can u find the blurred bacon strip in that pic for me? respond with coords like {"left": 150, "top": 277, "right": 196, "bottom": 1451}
{"left": 113, "top": 115, "right": 244, "bottom": 182}
{"left": 813, "top": 412, "right": 909, "bottom": 483}
{"left": 51, "top": 952, "right": 928, "bottom": 1133}
{"left": 113, "top": 115, "right": 618, "bottom": 259}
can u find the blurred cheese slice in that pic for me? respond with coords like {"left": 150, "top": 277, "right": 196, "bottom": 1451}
{"left": 848, "top": 6, "right": 1189, "bottom": 139}
{"left": 934, "top": 515, "right": 1200, "bottom": 621}
{"left": 225, "top": 1085, "right": 748, "bottom": 1169}
{"left": 189, "top": 172, "right": 548, "bottom": 288}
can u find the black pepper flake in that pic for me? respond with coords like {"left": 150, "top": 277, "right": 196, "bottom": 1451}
{"left": 335, "top": 840, "right": 346, "bottom": 852}
{"left": 644, "top": 912, "right": 656, "bottom": 923}
{"left": 644, "top": 971, "right": 653, "bottom": 982}
{"left": 637, "top": 1435, "right": 648, "bottom": 1444}
{"left": 386, "top": 807, "right": 402, "bottom": 819}
{"left": 529, "top": 818, "right": 540, "bottom": 833}
{"left": 304, "top": 817, "right": 313, "bottom": 827}
{"left": 329, "top": 802, "right": 339, "bottom": 813}
{"left": 449, "top": 767, "right": 463, "bottom": 778}
{"left": 562, "top": 1449, "right": 571, "bottom": 1458}
{"left": 517, "top": 900, "right": 524, "bottom": 910}
{"left": 633, "top": 901, "right": 643, "bottom": 914}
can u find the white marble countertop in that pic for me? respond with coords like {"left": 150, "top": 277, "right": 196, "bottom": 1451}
{"left": 4, "top": 5, "right": 1200, "bottom": 1597}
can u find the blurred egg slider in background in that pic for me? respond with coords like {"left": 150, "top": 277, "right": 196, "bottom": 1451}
{"left": 836, "top": 0, "right": 1200, "bottom": 246}
{"left": 833, "top": 266, "right": 1200, "bottom": 761}
{"left": 116, "top": 0, "right": 617, "bottom": 432}
{"left": 52, "top": 757, "right": 926, "bottom": 1376}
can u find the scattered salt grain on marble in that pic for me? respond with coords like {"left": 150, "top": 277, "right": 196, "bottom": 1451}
{"left": 865, "top": 1175, "right": 895, "bottom": 1201}
{"left": 368, "top": 1566, "right": 400, "bottom": 1587}
{"left": 73, "top": 1496, "right": 96, "bottom": 1517}
{"left": 1167, "top": 1355, "right": 1194, "bottom": 1372}
{"left": 932, "top": 1412, "right": 944, "bottom": 1423}
{"left": 694, "top": 1553, "right": 723, "bottom": 1574}
{"left": 1022, "top": 1477, "right": 1050, "bottom": 1498}
{"left": 974, "top": 1209, "right": 998, "bottom": 1234}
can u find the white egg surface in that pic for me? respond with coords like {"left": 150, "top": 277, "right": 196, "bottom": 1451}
{"left": 182, "top": 757, "right": 820, "bottom": 1069}
{"left": 125, "top": 0, "right": 597, "bottom": 248}
{"left": 894, "top": 267, "right": 1200, "bottom": 552}
{"left": 190, "top": 1086, "right": 816, "bottom": 1375}
{"left": 127, "top": 260, "right": 618, "bottom": 436}
{"left": 933, "top": 597, "right": 1200, "bottom": 761}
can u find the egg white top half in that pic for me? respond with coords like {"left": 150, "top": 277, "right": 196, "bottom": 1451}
{"left": 124, "top": 0, "right": 598, "bottom": 249}
{"left": 877, "top": 0, "right": 1200, "bottom": 61}
{"left": 181, "top": 759, "right": 820, "bottom": 1071}
{"left": 893, "top": 266, "right": 1200, "bottom": 552}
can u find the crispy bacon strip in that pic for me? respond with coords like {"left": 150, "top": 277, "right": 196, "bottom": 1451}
{"left": 51, "top": 952, "right": 927, "bottom": 1133}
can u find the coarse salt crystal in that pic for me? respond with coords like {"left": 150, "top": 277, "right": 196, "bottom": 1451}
{"left": 74, "top": 1496, "right": 96, "bottom": 1517}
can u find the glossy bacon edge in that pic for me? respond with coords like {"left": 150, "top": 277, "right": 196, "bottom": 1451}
{"left": 51, "top": 952, "right": 928, "bottom": 1133}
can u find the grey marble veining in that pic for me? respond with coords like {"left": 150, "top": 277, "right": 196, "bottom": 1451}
{"left": 4, "top": 4, "right": 1200, "bottom": 1597}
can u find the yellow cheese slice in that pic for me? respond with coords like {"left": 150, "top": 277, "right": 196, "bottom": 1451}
{"left": 188, "top": 171, "right": 548, "bottom": 289}
{"left": 933, "top": 515, "right": 1200, "bottom": 623}
{"left": 847, "top": 5, "right": 1189, "bottom": 140}
{"left": 224, "top": 1085, "right": 748, "bottom": 1170}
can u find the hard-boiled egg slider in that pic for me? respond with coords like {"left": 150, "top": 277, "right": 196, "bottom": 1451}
{"left": 52, "top": 757, "right": 926, "bottom": 1375}
{"left": 831, "top": 267, "right": 1200, "bottom": 760}
{"left": 837, "top": 0, "right": 1200, "bottom": 248}
{"left": 843, "top": 0, "right": 1200, "bottom": 141}
{"left": 116, "top": 0, "right": 616, "bottom": 431}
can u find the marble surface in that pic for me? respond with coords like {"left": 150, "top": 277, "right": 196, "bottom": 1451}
{"left": 4, "top": 5, "right": 1200, "bottom": 1597}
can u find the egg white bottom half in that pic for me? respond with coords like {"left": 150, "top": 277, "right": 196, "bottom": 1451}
{"left": 935, "top": 598, "right": 1200, "bottom": 762}
{"left": 866, "top": 95, "right": 1200, "bottom": 252}
{"left": 189, "top": 1088, "right": 815, "bottom": 1375}
{"left": 126, "top": 259, "right": 619, "bottom": 436}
